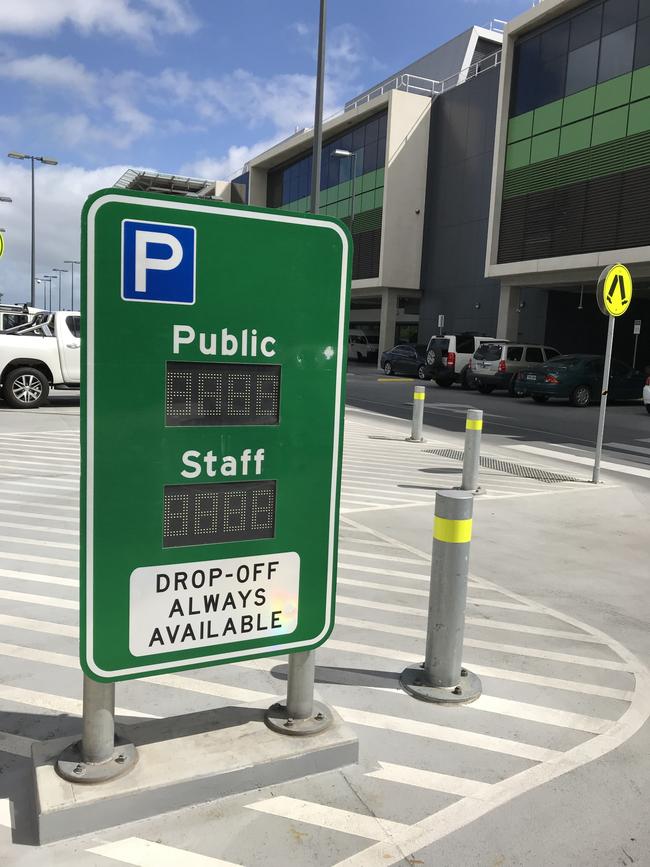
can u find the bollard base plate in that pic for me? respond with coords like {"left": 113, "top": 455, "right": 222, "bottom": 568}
{"left": 56, "top": 736, "right": 137, "bottom": 784}
{"left": 264, "top": 700, "right": 332, "bottom": 736}
{"left": 400, "top": 664, "right": 482, "bottom": 705}
{"left": 405, "top": 436, "right": 425, "bottom": 443}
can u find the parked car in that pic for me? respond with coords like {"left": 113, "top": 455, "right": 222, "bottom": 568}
{"left": 470, "top": 342, "right": 560, "bottom": 395}
{"left": 348, "top": 329, "right": 378, "bottom": 362}
{"left": 643, "top": 373, "right": 650, "bottom": 414}
{"left": 381, "top": 344, "right": 429, "bottom": 379}
{"left": 424, "top": 333, "right": 502, "bottom": 388}
{"left": 514, "top": 355, "right": 645, "bottom": 407}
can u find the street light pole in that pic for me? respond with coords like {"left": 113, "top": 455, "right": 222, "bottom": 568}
{"left": 332, "top": 149, "right": 358, "bottom": 228}
{"left": 52, "top": 268, "right": 68, "bottom": 311}
{"left": 42, "top": 275, "right": 55, "bottom": 310}
{"left": 8, "top": 152, "right": 58, "bottom": 307}
{"left": 64, "top": 260, "right": 80, "bottom": 310}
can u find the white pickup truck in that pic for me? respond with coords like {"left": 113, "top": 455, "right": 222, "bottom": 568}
{"left": 0, "top": 311, "right": 81, "bottom": 408}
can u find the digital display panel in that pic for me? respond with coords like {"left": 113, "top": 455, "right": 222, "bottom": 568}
{"left": 166, "top": 361, "right": 281, "bottom": 426}
{"left": 163, "top": 480, "right": 276, "bottom": 548}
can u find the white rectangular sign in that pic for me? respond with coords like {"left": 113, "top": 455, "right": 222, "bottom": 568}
{"left": 130, "top": 552, "right": 300, "bottom": 656}
{"left": 634, "top": 319, "right": 641, "bottom": 335}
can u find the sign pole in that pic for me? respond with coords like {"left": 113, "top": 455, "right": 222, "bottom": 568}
{"left": 266, "top": 0, "right": 331, "bottom": 737}
{"left": 592, "top": 314, "right": 615, "bottom": 484}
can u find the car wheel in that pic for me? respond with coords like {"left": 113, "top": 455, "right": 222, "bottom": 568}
{"left": 477, "top": 383, "right": 495, "bottom": 395}
{"left": 532, "top": 394, "right": 549, "bottom": 403}
{"left": 435, "top": 378, "right": 453, "bottom": 388}
{"left": 3, "top": 366, "right": 49, "bottom": 409}
{"left": 384, "top": 362, "right": 393, "bottom": 376}
{"left": 417, "top": 365, "right": 426, "bottom": 380}
{"left": 570, "top": 384, "right": 591, "bottom": 407}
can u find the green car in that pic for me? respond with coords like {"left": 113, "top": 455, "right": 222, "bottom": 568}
{"left": 515, "top": 354, "right": 645, "bottom": 407}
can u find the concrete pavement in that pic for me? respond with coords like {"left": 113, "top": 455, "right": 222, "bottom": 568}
{"left": 0, "top": 395, "right": 648, "bottom": 865}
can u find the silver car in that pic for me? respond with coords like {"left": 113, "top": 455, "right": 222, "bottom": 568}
{"left": 470, "top": 343, "right": 561, "bottom": 394}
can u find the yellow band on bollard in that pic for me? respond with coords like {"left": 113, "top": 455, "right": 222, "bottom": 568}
{"left": 433, "top": 516, "right": 473, "bottom": 544}
{"left": 466, "top": 418, "right": 483, "bottom": 431}
{"left": 413, "top": 393, "right": 425, "bottom": 400}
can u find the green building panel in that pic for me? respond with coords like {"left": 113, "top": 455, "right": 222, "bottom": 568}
{"left": 530, "top": 129, "right": 560, "bottom": 164}
{"left": 533, "top": 100, "right": 563, "bottom": 136}
{"left": 559, "top": 118, "right": 593, "bottom": 156}
{"left": 591, "top": 105, "right": 630, "bottom": 146}
{"left": 594, "top": 74, "right": 633, "bottom": 115}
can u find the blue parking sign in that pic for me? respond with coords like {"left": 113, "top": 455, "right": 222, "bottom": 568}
{"left": 122, "top": 219, "right": 196, "bottom": 304}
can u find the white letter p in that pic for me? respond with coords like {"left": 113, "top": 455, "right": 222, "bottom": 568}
{"left": 135, "top": 231, "right": 183, "bottom": 293}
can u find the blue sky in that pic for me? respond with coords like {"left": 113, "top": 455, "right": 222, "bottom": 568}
{"left": 0, "top": 0, "right": 531, "bottom": 305}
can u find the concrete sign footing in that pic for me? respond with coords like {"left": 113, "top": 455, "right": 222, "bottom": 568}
{"left": 31, "top": 701, "right": 358, "bottom": 844}
{"left": 264, "top": 699, "right": 332, "bottom": 736}
{"left": 400, "top": 663, "right": 482, "bottom": 705}
{"left": 56, "top": 736, "right": 138, "bottom": 784}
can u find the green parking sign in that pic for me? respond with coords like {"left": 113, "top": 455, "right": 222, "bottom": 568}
{"left": 81, "top": 189, "right": 351, "bottom": 681}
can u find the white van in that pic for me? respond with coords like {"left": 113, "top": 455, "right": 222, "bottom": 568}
{"left": 348, "top": 329, "right": 378, "bottom": 362}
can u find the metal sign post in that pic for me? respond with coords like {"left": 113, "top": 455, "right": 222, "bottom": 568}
{"left": 633, "top": 319, "right": 641, "bottom": 369}
{"left": 593, "top": 264, "right": 633, "bottom": 484}
{"left": 80, "top": 189, "right": 351, "bottom": 686}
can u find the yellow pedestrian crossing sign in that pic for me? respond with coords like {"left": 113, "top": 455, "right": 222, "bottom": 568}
{"left": 597, "top": 264, "right": 633, "bottom": 317}
{"left": 0, "top": 232, "right": 4, "bottom": 259}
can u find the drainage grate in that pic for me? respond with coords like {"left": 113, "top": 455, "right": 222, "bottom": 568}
{"left": 424, "top": 448, "right": 582, "bottom": 483}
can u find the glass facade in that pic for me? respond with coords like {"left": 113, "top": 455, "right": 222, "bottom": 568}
{"left": 499, "top": 0, "right": 650, "bottom": 262}
{"left": 267, "top": 110, "right": 387, "bottom": 279}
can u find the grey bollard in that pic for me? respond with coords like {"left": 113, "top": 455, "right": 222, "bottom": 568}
{"left": 56, "top": 675, "right": 137, "bottom": 782}
{"left": 265, "top": 650, "right": 332, "bottom": 736}
{"left": 406, "top": 385, "right": 425, "bottom": 442}
{"left": 400, "top": 490, "right": 482, "bottom": 704}
{"left": 461, "top": 409, "right": 483, "bottom": 494}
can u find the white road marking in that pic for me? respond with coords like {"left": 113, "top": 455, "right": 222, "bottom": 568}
{"left": 0, "top": 641, "right": 273, "bottom": 703}
{"left": 338, "top": 706, "right": 560, "bottom": 762}
{"left": 509, "top": 444, "right": 650, "bottom": 479}
{"left": 339, "top": 562, "right": 430, "bottom": 582}
{"left": 465, "top": 637, "right": 628, "bottom": 671}
{"left": 0, "top": 589, "right": 77, "bottom": 609}
{"left": 0, "top": 567, "right": 76, "bottom": 587}
{"left": 0, "top": 799, "right": 11, "bottom": 829}
{"left": 605, "top": 442, "right": 650, "bottom": 457}
{"left": 0, "top": 533, "right": 79, "bottom": 550}
{"left": 0, "top": 613, "right": 77, "bottom": 637}
{"left": 338, "top": 577, "right": 428, "bottom": 597}
{"left": 338, "top": 595, "right": 426, "bottom": 616}
{"left": 465, "top": 616, "right": 604, "bottom": 644}
{"left": 0, "top": 479, "right": 78, "bottom": 493}
{"left": 0, "top": 489, "right": 78, "bottom": 504}
{"left": 0, "top": 684, "right": 154, "bottom": 718}
{"left": 0, "top": 507, "right": 78, "bottom": 523}
{"left": 0, "top": 520, "right": 78, "bottom": 537}
{"left": 89, "top": 838, "right": 243, "bottom": 866}
{"left": 247, "top": 796, "right": 409, "bottom": 841}
{"left": 338, "top": 549, "right": 428, "bottom": 566}
{"left": 0, "top": 460, "right": 78, "bottom": 475}
{"left": 340, "top": 538, "right": 397, "bottom": 548}
{"left": 472, "top": 694, "right": 610, "bottom": 733}
{"left": 367, "top": 762, "right": 493, "bottom": 799}
{"left": 468, "top": 663, "right": 632, "bottom": 701}
{"left": 0, "top": 732, "right": 36, "bottom": 759}
{"left": 0, "top": 550, "right": 77, "bottom": 567}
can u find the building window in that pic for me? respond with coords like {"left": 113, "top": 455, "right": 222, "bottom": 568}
{"left": 266, "top": 109, "right": 387, "bottom": 279}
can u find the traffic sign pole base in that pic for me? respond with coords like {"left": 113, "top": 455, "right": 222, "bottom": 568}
{"left": 56, "top": 736, "right": 137, "bottom": 784}
{"left": 32, "top": 701, "right": 358, "bottom": 844}
{"left": 405, "top": 436, "right": 425, "bottom": 443}
{"left": 264, "top": 700, "right": 332, "bottom": 736}
{"left": 399, "top": 663, "right": 482, "bottom": 705}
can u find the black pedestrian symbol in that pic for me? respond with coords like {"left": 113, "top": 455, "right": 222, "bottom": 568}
{"left": 606, "top": 273, "right": 629, "bottom": 309}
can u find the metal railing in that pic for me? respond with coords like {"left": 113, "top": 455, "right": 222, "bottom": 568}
{"left": 238, "top": 47, "right": 503, "bottom": 175}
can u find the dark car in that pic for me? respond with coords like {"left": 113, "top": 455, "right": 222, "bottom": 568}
{"left": 381, "top": 344, "right": 429, "bottom": 379}
{"left": 515, "top": 354, "right": 645, "bottom": 407}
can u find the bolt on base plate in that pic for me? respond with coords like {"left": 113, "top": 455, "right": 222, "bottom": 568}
{"left": 56, "top": 737, "right": 138, "bottom": 784}
{"left": 264, "top": 700, "right": 332, "bottom": 736}
{"left": 399, "top": 663, "right": 482, "bottom": 705}
{"left": 405, "top": 436, "right": 425, "bottom": 443}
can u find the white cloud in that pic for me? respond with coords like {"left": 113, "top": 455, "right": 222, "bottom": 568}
{"left": 0, "top": 161, "right": 135, "bottom": 306}
{"left": 0, "top": 0, "right": 198, "bottom": 41}
{"left": 0, "top": 54, "right": 96, "bottom": 98}
{"left": 182, "top": 136, "right": 281, "bottom": 181}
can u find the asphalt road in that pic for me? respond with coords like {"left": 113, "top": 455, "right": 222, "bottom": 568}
{"left": 345, "top": 362, "right": 650, "bottom": 462}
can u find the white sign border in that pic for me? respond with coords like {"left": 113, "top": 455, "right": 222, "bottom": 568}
{"left": 85, "top": 192, "right": 349, "bottom": 679}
